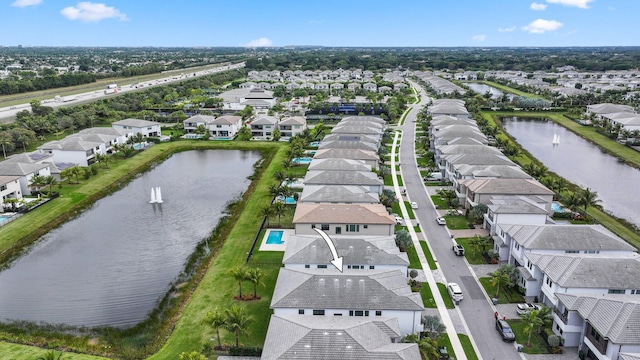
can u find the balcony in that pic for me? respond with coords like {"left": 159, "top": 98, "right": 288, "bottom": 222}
{"left": 553, "top": 306, "right": 568, "bottom": 325}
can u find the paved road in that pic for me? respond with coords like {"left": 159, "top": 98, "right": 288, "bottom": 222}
{"left": 400, "top": 83, "right": 521, "bottom": 360}
{"left": 0, "top": 62, "right": 245, "bottom": 122}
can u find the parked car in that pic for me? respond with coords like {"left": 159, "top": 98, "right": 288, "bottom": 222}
{"left": 395, "top": 216, "right": 404, "bottom": 225}
{"left": 495, "top": 318, "right": 516, "bottom": 342}
{"left": 516, "top": 303, "right": 541, "bottom": 315}
{"left": 447, "top": 282, "right": 463, "bottom": 303}
{"left": 436, "top": 216, "right": 446, "bottom": 225}
{"left": 452, "top": 244, "right": 465, "bottom": 256}
{"left": 410, "top": 202, "right": 418, "bottom": 209}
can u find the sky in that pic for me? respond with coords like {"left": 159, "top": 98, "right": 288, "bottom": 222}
{"left": 1, "top": 0, "right": 638, "bottom": 47}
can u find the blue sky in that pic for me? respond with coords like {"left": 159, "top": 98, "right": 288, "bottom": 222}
{"left": 2, "top": 0, "right": 637, "bottom": 47}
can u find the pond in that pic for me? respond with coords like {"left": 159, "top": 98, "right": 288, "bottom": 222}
{"left": 0, "top": 150, "right": 260, "bottom": 328}
{"left": 466, "top": 82, "right": 512, "bottom": 100}
{"left": 502, "top": 117, "right": 640, "bottom": 228}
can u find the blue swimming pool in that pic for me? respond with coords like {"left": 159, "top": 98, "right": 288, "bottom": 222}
{"left": 0, "top": 214, "right": 13, "bottom": 222}
{"left": 310, "top": 141, "right": 321, "bottom": 147}
{"left": 293, "top": 157, "right": 313, "bottom": 164}
{"left": 133, "top": 143, "right": 145, "bottom": 150}
{"left": 551, "top": 202, "right": 563, "bottom": 213}
{"left": 266, "top": 230, "right": 284, "bottom": 245}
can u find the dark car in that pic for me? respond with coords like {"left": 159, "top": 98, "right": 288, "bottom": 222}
{"left": 495, "top": 318, "right": 516, "bottom": 342}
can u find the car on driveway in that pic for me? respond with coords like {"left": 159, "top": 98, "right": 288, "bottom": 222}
{"left": 516, "top": 303, "right": 541, "bottom": 315}
{"left": 495, "top": 318, "right": 516, "bottom": 342}
{"left": 452, "top": 244, "right": 465, "bottom": 256}
{"left": 410, "top": 202, "right": 418, "bottom": 209}
{"left": 436, "top": 216, "right": 446, "bottom": 225}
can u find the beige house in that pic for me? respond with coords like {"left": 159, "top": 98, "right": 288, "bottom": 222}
{"left": 293, "top": 203, "right": 396, "bottom": 236}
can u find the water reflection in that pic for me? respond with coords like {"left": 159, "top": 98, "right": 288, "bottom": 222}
{"left": 502, "top": 117, "right": 640, "bottom": 227}
{"left": 0, "top": 150, "right": 260, "bottom": 328}
{"left": 466, "top": 82, "right": 508, "bottom": 100}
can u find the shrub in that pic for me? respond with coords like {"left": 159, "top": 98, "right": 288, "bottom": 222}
{"left": 548, "top": 334, "right": 560, "bottom": 347}
{"left": 228, "top": 346, "right": 262, "bottom": 356}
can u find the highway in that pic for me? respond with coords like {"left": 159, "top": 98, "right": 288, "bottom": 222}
{"left": 0, "top": 62, "right": 245, "bottom": 122}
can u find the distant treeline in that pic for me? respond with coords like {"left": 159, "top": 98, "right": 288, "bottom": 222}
{"left": 0, "top": 73, "right": 97, "bottom": 95}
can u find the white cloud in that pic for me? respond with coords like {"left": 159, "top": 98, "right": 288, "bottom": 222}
{"left": 522, "top": 19, "right": 563, "bottom": 33}
{"left": 11, "top": 0, "right": 42, "bottom": 7}
{"left": 244, "top": 37, "right": 273, "bottom": 48}
{"left": 546, "top": 0, "right": 594, "bottom": 9}
{"left": 472, "top": 35, "right": 486, "bottom": 42}
{"left": 61, "top": 2, "right": 128, "bottom": 22}
{"left": 498, "top": 26, "right": 516, "bottom": 33}
{"left": 530, "top": 2, "right": 548, "bottom": 10}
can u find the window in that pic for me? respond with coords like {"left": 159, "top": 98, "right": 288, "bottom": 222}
{"left": 346, "top": 224, "right": 360, "bottom": 232}
{"left": 313, "top": 310, "right": 325, "bottom": 316}
{"left": 369, "top": 266, "right": 375, "bottom": 269}
{"left": 354, "top": 310, "right": 364, "bottom": 317}
{"left": 311, "top": 224, "right": 316, "bottom": 229}
{"left": 349, "top": 310, "right": 353, "bottom": 316}
{"left": 304, "top": 265, "right": 310, "bottom": 268}
{"left": 631, "top": 290, "right": 640, "bottom": 295}
{"left": 334, "top": 313, "right": 342, "bottom": 316}
{"left": 608, "top": 289, "right": 625, "bottom": 294}
{"left": 363, "top": 225, "right": 368, "bottom": 229}
{"left": 565, "top": 250, "right": 579, "bottom": 254}
{"left": 0, "top": 185, "right": 6, "bottom": 191}
{"left": 298, "top": 309, "right": 305, "bottom": 315}
{"left": 585, "top": 250, "right": 599, "bottom": 254}
{"left": 364, "top": 311, "right": 369, "bottom": 316}
{"left": 375, "top": 311, "right": 382, "bottom": 316}
{"left": 216, "top": 125, "right": 222, "bottom": 128}
{"left": 321, "top": 224, "right": 330, "bottom": 231}
{"left": 317, "top": 265, "right": 327, "bottom": 269}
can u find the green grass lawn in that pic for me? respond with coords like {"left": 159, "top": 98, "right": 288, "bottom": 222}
{"left": 430, "top": 195, "right": 448, "bottom": 209}
{"left": 458, "top": 333, "right": 480, "bottom": 360}
{"left": 478, "top": 278, "right": 525, "bottom": 304}
{"left": 455, "top": 237, "right": 486, "bottom": 265}
{"left": 507, "top": 319, "right": 550, "bottom": 354}
{"left": 405, "top": 246, "right": 423, "bottom": 270}
{"left": 420, "top": 241, "right": 437, "bottom": 270}
{"left": 444, "top": 215, "right": 470, "bottom": 230}
{"left": 0, "top": 343, "right": 109, "bottom": 360}
{"left": 396, "top": 175, "right": 404, "bottom": 186}
{"left": 404, "top": 202, "right": 416, "bottom": 218}
{"left": 437, "top": 283, "right": 455, "bottom": 309}
{"left": 419, "top": 283, "right": 437, "bottom": 308}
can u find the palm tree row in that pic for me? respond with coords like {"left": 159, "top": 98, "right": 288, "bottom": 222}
{"left": 229, "top": 266, "right": 265, "bottom": 300}
{"left": 204, "top": 304, "right": 254, "bottom": 349}
{"left": 28, "top": 174, "right": 58, "bottom": 196}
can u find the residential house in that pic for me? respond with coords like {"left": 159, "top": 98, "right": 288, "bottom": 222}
{"left": 270, "top": 268, "right": 424, "bottom": 335}
{"left": 553, "top": 293, "right": 640, "bottom": 360}
{"left": 278, "top": 116, "right": 307, "bottom": 138}
{"left": 183, "top": 114, "right": 215, "bottom": 133}
{"left": 0, "top": 175, "right": 23, "bottom": 211}
{"left": 38, "top": 127, "right": 129, "bottom": 167}
{"left": 261, "top": 315, "right": 420, "bottom": 360}
{"left": 303, "top": 170, "right": 384, "bottom": 194}
{"left": 363, "top": 83, "right": 378, "bottom": 92}
{"left": 317, "top": 140, "right": 378, "bottom": 152}
{"left": 321, "top": 133, "right": 381, "bottom": 147}
{"left": 459, "top": 178, "right": 554, "bottom": 210}
{"left": 312, "top": 149, "right": 379, "bottom": 169}
{"left": 0, "top": 161, "right": 52, "bottom": 196}
{"left": 298, "top": 185, "right": 380, "bottom": 204}
{"left": 483, "top": 195, "right": 551, "bottom": 247}
{"left": 283, "top": 235, "right": 409, "bottom": 273}
{"left": 209, "top": 115, "right": 242, "bottom": 138}
{"left": 250, "top": 116, "right": 279, "bottom": 138}
{"left": 293, "top": 203, "right": 395, "bottom": 236}
{"left": 112, "top": 118, "right": 161, "bottom": 137}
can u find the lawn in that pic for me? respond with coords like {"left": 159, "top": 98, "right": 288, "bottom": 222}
{"left": 458, "top": 334, "right": 480, "bottom": 360}
{"left": 444, "top": 215, "right": 470, "bottom": 230}
{"left": 419, "top": 282, "right": 437, "bottom": 308}
{"left": 507, "top": 319, "right": 550, "bottom": 354}
{"left": 405, "top": 246, "right": 423, "bottom": 270}
{"left": 420, "top": 241, "right": 437, "bottom": 270}
{"left": 478, "top": 278, "right": 525, "bottom": 304}
{"left": 430, "top": 195, "right": 448, "bottom": 209}
{"left": 0, "top": 343, "right": 109, "bottom": 360}
{"left": 403, "top": 202, "right": 416, "bottom": 218}
{"left": 455, "top": 237, "right": 487, "bottom": 265}
{"left": 437, "top": 283, "right": 455, "bottom": 309}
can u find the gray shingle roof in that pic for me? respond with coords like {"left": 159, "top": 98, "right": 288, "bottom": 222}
{"left": 502, "top": 224, "right": 635, "bottom": 251}
{"left": 461, "top": 178, "right": 553, "bottom": 195}
{"left": 455, "top": 164, "right": 531, "bottom": 179}
{"left": 271, "top": 268, "right": 424, "bottom": 311}
{"left": 313, "top": 149, "right": 379, "bottom": 161}
{"left": 487, "top": 197, "right": 548, "bottom": 215}
{"left": 556, "top": 293, "right": 640, "bottom": 344}
{"left": 308, "top": 158, "right": 371, "bottom": 172}
{"left": 282, "top": 235, "right": 409, "bottom": 266}
{"left": 303, "top": 170, "right": 383, "bottom": 187}
{"left": 261, "top": 315, "right": 420, "bottom": 360}
{"left": 0, "top": 161, "right": 49, "bottom": 176}
{"left": 112, "top": 118, "right": 161, "bottom": 127}
{"left": 331, "top": 125, "right": 383, "bottom": 135}
{"left": 299, "top": 185, "right": 380, "bottom": 204}
{"left": 321, "top": 133, "right": 380, "bottom": 145}
{"left": 526, "top": 254, "right": 640, "bottom": 288}
{"left": 293, "top": 203, "right": 395, "bottom": 225}
{"left": 318, "top": 140, "right": 378, "bottom": 152}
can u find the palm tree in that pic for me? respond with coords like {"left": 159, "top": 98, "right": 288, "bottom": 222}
{"left": 37, "top": 350, "right": 65, "bottom": 360}
{"left": 29, "top": 174, "right": 46, "bottom": 193}
{"left": 578, "top": 187, "right": 601, "bottom": 211}
{"left": 534, "top": 306, "right": 553, "bottom": 334}
{"left": 268, "top": 184, "right": 281, "bottom": 199}
{"left": 223, "top": 304, "right": 254, "bottom": 347}
{"left": 178, "top": 351, "right": 206, "bottom": 360}
{"left": 247, "top": 267, "right": 265, "bottom": 299}
{"left": 0, "top": 131, "right": 14, "bottom": 159}
{"left": 236, "top": 125, "right": 252, "bottom": 141}
{"left": 229, "top": 266, "right": 249, "bottom": 299}
{"left": 68, "top": 165, "right": 82, "bottom": 184}
{"left": 43, "top": 175, "right": 57, "bottom": 196}
{"left": 403, "top": 333, "right": 439, "bottom": 360}
{"left": 523, "top": 310, "right": 544, "bottom": 346}
{"left": 490, "top": 268, "right": 512, "bottom": 298}
{"left": 274, "top": 170, "right": 287, "bottom": 184}
{"left": 435, "top": 188, "right": 457, "bottom": 208}
{"left": 271, "top": 202, "right": 287, "bottom": 227}
{"left": 561, "top": 191, "right": 583, "bottom": 212}
{"left": 203, "top": 307, "right": 227, "bottom": 349}
{"left": 260, "top": 205, "right": 273, "bottom": 226}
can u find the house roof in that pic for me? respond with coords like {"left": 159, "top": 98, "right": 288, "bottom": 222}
{"left": 283, "top": 235, "right": 409, "bottom": 266}
{"left": 184, "top": 114, "right": 215, "bottom": 124}
{"left": 261, "top": 315, "right": 420, "bottom": 360}
{"left": 212, "top": 115, "right": 242, "bottom": 125}
{"left": 271, "top": 268, "right": 424, "bottom": 311}
{"left": 321, "top": 133, "right": 380, "bottom": 145}
{"left": 445, "top": 154, "right": 515, "bottom": 166}
{"left": 341, "top": 116, "right": 386, "bottom": 124}
{"left": 251, "top": 116, "right": 279, "bottom": 125}
{"left": 502, "top": 224, "right": 635, "bottom": 251}
{"left": 455, "top": 164, "right": 531, "bottom": 179}
{"left": 335, "top": 120, "right": 384, "bottom": 130}
{"left": 619, "top": 354, "right": 640, "bottom": 360}
{"left": 299, "top": 185, "right": 380, "bottom": 204}
{"left": 488, "top": 196, "right": 549, "bottom": 215}
{"left": 461, "top": 178, "right": 552, "bottom": 195}
{"left": 40, "top": 140, "right": 102, "bottom": 152}
{"left": 318, "top": 140, "right": 378, "bottom": 152}
{"left": 308, "top": 158, "right": 371, "bottom": 172}
{"left": 0, "top": 175, "right": 20, "bottom": 186}
{"left": 587, "top": 103, "right": 635, "bottom": 115}
{"left": 279, "top": 116, "right": 306, "bottom": 126}
{"left": 5, "top": 152, "right": 52, "bottom": 163}
{"left": 303, "top": 170, "right": 383, "bottom": 187}
{"left": 76, "top": 127, "right": 128, "bottom": 137}
{"left": 331, "top": 125, "right": 383, "bottom": 135}
{"left": 556, "top": 293, "right": 640, "bottom": 344}
{"left": 293, "top": 203, "right": 395, "bottom": 225}
{"left": 112, "top": 118, "right": 161, "bottom": 128}
{"left": 526, "top": 254, "right": 640, "bottom": 289}
{"left": 0, "top": 161, "right": 49, "bottom": 176}
{"left": 437, "top": 144, "right": 502, "bottom": 156}
{"left": 313, "top": 149, "right": 379, "bottom": 161}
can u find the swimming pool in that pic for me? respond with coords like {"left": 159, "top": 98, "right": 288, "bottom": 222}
{"left": 0, "top": 214, "right": 13, "bottom": 222}
{"left": 310, "top": 141, "right": 321, "bottom": 147}
{"left": 215, "top": 137, "right": 231, "bottom": 140}
{"left": 266, "top": 230, "right": 284, "bottom": 245}
{"left": 293, "top": 157, "right": 313, "bottom": 164}
{"left": 133, "top": 143, "right": 145, "bottom": 150}
{"left": 551, "top": 202, "right": 563, "bottom": 213}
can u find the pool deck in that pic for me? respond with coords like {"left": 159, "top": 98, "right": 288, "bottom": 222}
{"left": 259, "top": 228, "right": 294, "bottom": 251}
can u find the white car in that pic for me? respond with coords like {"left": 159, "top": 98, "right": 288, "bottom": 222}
{"left": 395, "top": 216, "right": 404, "bottom": 225}
{"left": 410, "top": 202, "right": 418, "bottom": 209}
{"left": 436, "top": 216, "right": 446, "bottom": 225}
{"left": 516, "top": 303, "right": 541, "bottom": 315}
{"left": 447, "top": 282, "right": 463, "bottom": 303}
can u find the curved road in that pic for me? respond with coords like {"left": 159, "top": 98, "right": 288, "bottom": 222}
{"left": 400, "top": 82, "right": 522, "bottom": 360}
